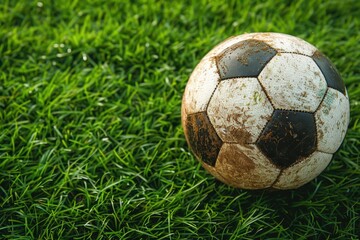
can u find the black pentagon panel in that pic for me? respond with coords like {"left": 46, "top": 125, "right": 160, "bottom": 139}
{"left": 186, "top": 112, "right": 223, "bottom": 167}
{"left": 217, "top": 39, "right": 277, "bottom": 79}
{"left": 312, "top": 51, "right": 346, "bottom": 95}
{"left": 256, "top": 110, "right": 317, "bottom": 168}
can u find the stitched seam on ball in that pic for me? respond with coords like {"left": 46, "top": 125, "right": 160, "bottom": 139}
{"left": 205, "top": 112, "right": 222, "bottom": 167}
{"left": 206, "top": 57, "right": 222, "bottom": 114}
{"left": 279, "top": 51, "right": 313, "bottom": 58}
{"left": 270, "top": 169, "right": 283, "bottom": 187}
{"left": 312, "top": 87, "right": 327, "bottom": 153}
{"left": 220, "top": 76, "right": 257, "bottom": 81}
{"left": 255, "top": 49, "right": 278, "bottom": 108}
{"left": 186, "top": 111, "right": 206, "bottom": 117}
{"left": 255, "top": 110, "right": 275, "bottom": 144}
{"left": 314, "top": 87, "right": 329, "bottom": 113}
{"left": 274, "top": 108, "right": 314, "bottom": 114}
{"left": 252, "top": 51, "right": 279, "bottom": 105}
{"left": 224, "top": 140, "right": 254, "bottom": 145}
{"left": 256, "top": 78, "right": 276, "bottom": 110}
{"left": 205, "top": 113, "right": 222, "bottom": 144}
{"left": 312, "top": 112, "right": 319, "bottom": 155}
{"left": 205, "top": 81, "right": 220, "bottom": 112}
{"left": 317, "top": 149, "right": 335, "bottom": 155}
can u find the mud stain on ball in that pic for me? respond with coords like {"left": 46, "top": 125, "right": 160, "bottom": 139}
{"left": 185, "top": 112, "right": 223, "bottom": 167}
{"left": 225, "top": 111, "right": 253, "bottom": 143}
{"left": 220, "top": 145, "right": 256, "bottom": 172}
{"left": 215, "top": 143, "right": 280, "bottom": 189}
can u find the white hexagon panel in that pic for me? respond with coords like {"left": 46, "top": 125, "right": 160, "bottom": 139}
{"left": 273, "top": 151, "right": 333, "bottom": 190}
{"left": 315, "top": 88, "right": 350, "bottom": 153}
{"left": 182, "top": 57, "right": 220, "bottom": 115}
{"left": 207, "top": 78, "right": 274, "bottom": 143}
{"left": 258, "top": 53, "right": 328, "bottom": 112}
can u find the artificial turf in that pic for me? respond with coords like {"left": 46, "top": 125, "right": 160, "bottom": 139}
{"left": 0, "top": 0, "right": 359, "bottom": 239}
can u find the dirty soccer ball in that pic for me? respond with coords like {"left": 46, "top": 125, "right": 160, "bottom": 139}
{"left": 181, "top": 32, "right": 350, "bottom": 190}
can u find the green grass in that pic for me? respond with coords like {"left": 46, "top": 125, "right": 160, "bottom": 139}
{"left": 0, "top": 0, "right": 359, "bottom": 239}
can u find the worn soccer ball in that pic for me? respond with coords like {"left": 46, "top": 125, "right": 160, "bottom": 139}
{"left": 182, "top": 32, "right": 350, "bottom": 190}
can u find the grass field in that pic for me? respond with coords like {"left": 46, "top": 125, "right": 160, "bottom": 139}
{"left": 0, "top": 0, "right": 359, "bottom": 239}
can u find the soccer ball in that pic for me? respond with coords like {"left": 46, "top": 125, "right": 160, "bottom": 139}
{"left": 181, "top": 32, "right": 350, "bottom": 190}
